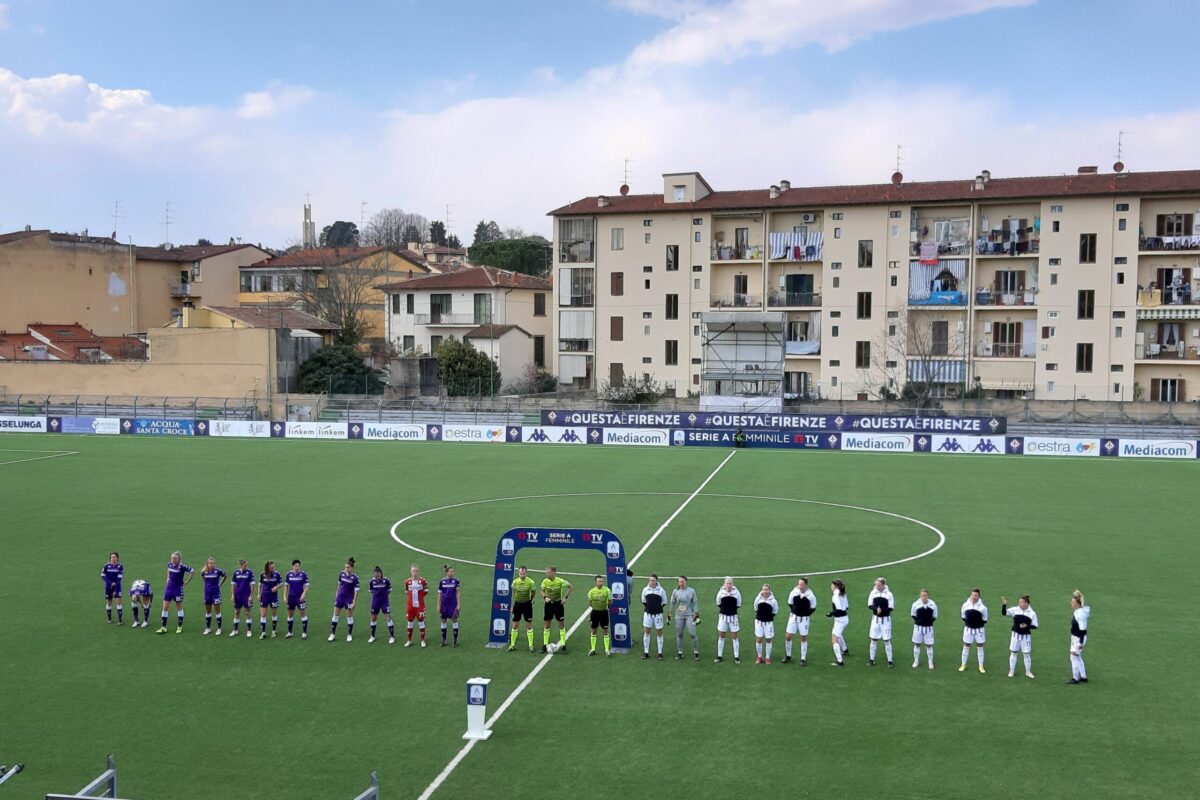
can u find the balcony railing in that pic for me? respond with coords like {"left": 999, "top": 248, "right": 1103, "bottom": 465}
{"left": 767, "top": 291, "right": 822, "bottom": 308}
{"left": 978, "top": 343, "right": 1030, "bottom": 358}
{"left": 975, "top": 239, "right": 1040, "bottom": 256}
{"left": 562, "top": 294, "right": 594, "bottom": 308}
{"left": 910, "top": 241, "right": 971, "bottom": 257}
{"left": 414, "top": 313, "right": 487, "bottom": 326}
{"left": 712, "top": 245, "right": 764, "bottom": 261}
{"left": 1139, "top": 235, "right": 1200, "bottom": 251}
{"left": 169, "top": 282, "right": 196, "bottom": 298}
{"left": 558, "top": 339, "right": 592, "bottom": 353}
{"left": 1139, "top": 342, "right": 1200, "bottom": 360}
{"left": 975, "top": 289, "right": 1038, "bottom": 307}
{"left": 909, "top": 290, "right": 967, "bottom": 306}
{"left": 1137, "top": 287, "right": 1194, "bottom": 306}
{"left": 558, "top": 241, "right": 595, "bottom": 264}
{"left": 710, "top": 293, "right": 763, "bottom": 309}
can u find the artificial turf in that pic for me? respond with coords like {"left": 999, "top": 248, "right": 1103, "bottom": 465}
{"left": 0, "top": 434, "right": 1195, "bottom": 799}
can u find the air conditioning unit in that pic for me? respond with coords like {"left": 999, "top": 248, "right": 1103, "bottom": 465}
{"left": 801, "top": 213, "right": 817, "bottom": 223}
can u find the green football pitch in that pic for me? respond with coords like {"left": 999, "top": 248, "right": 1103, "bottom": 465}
{"left": 1, "top": 434, "right": 1196, "bottom": 799}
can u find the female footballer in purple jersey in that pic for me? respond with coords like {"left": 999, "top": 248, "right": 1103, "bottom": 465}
{"left": 258, "top": 560, "right": 284, "bottom": 639}
{"left": 328, "top": 557, "right": 360, "bottom": 643}
{"left": 156, "top": 551, "right": 193, "bottom": 634}
{"left": 229, "top": 560, "right": 255, "bottom": 637}
{"left": 101, "top": 552, "right": 124, "bottom": 625}
{"left": 438, "top": 565, "right": 462, "bottom": 647}
{"left": 129, "top": 579, "right": 152, "bottom": 628}
{"left": 200, "top": 557, "right": 227, "bottom": 636}
{"left": 368, "top": 566, "right": 395, "bottom": 644}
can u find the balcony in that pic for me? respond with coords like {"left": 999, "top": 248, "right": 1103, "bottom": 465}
{"left": 977, "top": 342, "right": 1033, "bottom": 358}
{"left": 710, "top": 293, "right": 763, "bottom": 309}
{"left": 169, "top": 282, "right": 197, "bottom": 298}
{"left": 558, "top": 339, "right": 592, "bottom": 353}
{"left": 910, "top": 240, "right": 971, "bottom": 258}
{"left": 785, "top": 339, "right": 820, "bottom": 357}
{"left": 909, "top": 290, "right": 966, "bottom": 307}
{"left": 558, "top": 241, "right": 595, "bottom": 264}
{"left": 1138, "top": 286, "right": 1194, "bottom": 307}
{"left": 1139, "top": 235, "right": 1200, "bottom": 252}
{"left": 974, "top": 289, "right": 1038, "bottom": 307}
{"left": 414, "top": 313, "right": 488, "bottom": 326}
{"left": 767, "top": 231, "right": 823, "bottom": 262}
{"left": 976, "top": 238, "right": 1040, "bottom": 257}
{"left": 712, "top": 244, "right": 764, "bottom": 262}
{"left": 562, "top": 294, "right": 594, "bottom": 308}
{"left": 767, "top": 291, "right": 821, "bottom": 308}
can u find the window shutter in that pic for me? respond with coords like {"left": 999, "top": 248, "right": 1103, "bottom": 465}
{"left": 1150, "top": 378, "right": 1160, "bottom": 401}
{"left": 1178, "top": 379, "right": 1186, "bottom": 400}
{"left": 610, "top": 316, "right": 623, "bottom": 341}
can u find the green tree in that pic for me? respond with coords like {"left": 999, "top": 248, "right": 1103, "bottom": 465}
{"left": 447, "top": 233, "right": 463, "bottom": 249}
{"left": 472, "top": 220, "right": 503, "bottom": 246}
{"left": 319, "top": 221, "right": 359, "bottom": 247}
{"left": 435, "top": 338, "right": 501, "bottom": 396}
{"left": 298, "top": 344, "right": 384, "bottom": 394}
{"left": 402, "top": 223, "right": 425, "bottom": 245}
{"left": 196, "top": 237, "right": 213, "bottom": 246}
{"left": 468, "top": 237, "right": 552, "bottom": 276}
{"left": 429, "top": 220, "right": 447, "bottom": 247}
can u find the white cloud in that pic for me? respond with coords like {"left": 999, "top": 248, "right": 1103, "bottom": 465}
{"left": 623, "top": 0, "right": 1035, "bottom": 70}
{"left": 237, "top": 81, "right": 315, "bottom": 120}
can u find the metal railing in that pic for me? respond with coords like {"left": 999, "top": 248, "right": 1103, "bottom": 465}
{"left": 1139, "top": 235, "right": 1200, "bottom": 252}
{"left": 414, "top": 313, "right": 488, "bottom": 326}
{"left": 767, "top": 291, "right": 821, "bottom": 308}
{"left": 710, "top": 293, "right": 763, "bottom": 309}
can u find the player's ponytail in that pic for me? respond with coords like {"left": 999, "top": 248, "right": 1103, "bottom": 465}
{"left": 1072, "top": 589, "right": 1085, "bottom": 606}
{"left": 347, "top": 557, "right": 356, "bottom": 569}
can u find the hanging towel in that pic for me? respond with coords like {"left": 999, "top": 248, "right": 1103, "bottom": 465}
{"left": 919, "top": 241, "right": 939, "bottom": 264}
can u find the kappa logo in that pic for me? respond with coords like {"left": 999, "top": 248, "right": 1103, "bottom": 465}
{"left": 558, "top": 429, "right": 581, "bottom": 443}
{"left": 527, "top": 429, "right": 551, "bottom": 442}
{"left": 972, "top": 439, "right": 1000, "bottom": 453}
{"left": 937, "top": 438, "right": 964, "bottom": 452}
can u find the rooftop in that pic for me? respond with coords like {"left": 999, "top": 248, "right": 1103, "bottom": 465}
{"left": 0, "top": 229, "right": 121, "bottom": 247}
{"left": 463, "top": 323, "right": 530, "bottom": 339}
{"left": 378, "top": 264, "right": 551, "bottom": 292}
{"left": 245, "top": 246, "right": 400, "bottom": 270}
{"left": 135, "top": 243, "right": 266, "bottom": 262}
{"left": 205, "top": 305, "right": 339, "bottom": 331}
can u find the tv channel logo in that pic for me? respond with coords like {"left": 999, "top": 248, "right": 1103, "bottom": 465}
{"left": 501, "top": 538, "right": 515, "bottom": 556}
{"left": 606, "top": 540, "right": 620, "bottom": 560}
{"left": 492, "top": 618, "right": 507, "bottom": 637}
{"left": 611, "top": 581, "right": 625, "bottom": 600}
{"left": 495, "top": 578, "right": 509, "bottom": 597}
{"left": 613, "top": 623, "right": 628, "bottom": 642}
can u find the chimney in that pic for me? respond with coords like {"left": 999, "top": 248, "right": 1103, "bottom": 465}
{"left": 597, "top": 195, "right": 610, "bottom": 208}
{"left": 769, "top": 185, "right": 780, "bottom": 199}
{"left": 25, "top": 224, "right": 31, "bottom": 231}
{"left": 973, "top": 175, "right": 985, "bottom": 191}
{"left": 981, "top": 170, "right": 991, "bottom": 183}
{"left": 1077, "top": 165, "right": 1099, "bottom": 175}
{"left": 779, "top": 180, "right": 791, "bottom": 192}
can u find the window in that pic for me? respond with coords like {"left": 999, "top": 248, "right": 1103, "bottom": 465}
{"left": 643, "top": 265, "right": 653, "bottom": 273}
{"left": 1118, "top": 219, "right": 1127, "bottom": 232}
{"left": 995, "top": 269, "right": 1025, "bottom": 293}
{"left": 834, "top": 227, "right": 842, "bottom": 239}
{"left": 643, "top": 325, "right": 650, "bottom": 336}
{"left": 402, "top": 335, "right": 414, "bottom": 351}
{"left": 430, "top": 335, "right": 444, "bottom": 351}
{"left": 558, "top": 218, "right": 595, "bottom": 263}
{"left": 890, "top": 275, "right": 897, "bottom": 286}
{"left": 830, "top": 311, "right": 842, "bottom": 318}
{"left": 1115, "top": 256, "right": 1128, "bottom": 264}
{"left": 390, "top": 294, "right": 401, "bottom": 314}
{"left": 611, "top": 228, "right": 624, "bottom": 250}
{"left": 473, "top": 293, "right": 493, "bottom": 324}
{"left": 831, "top": 262, "right": 842, "bottom": 270}
{"left": 888, "top": 324, "right": 896, "bottom": 336}
{"left": 533, "top": 336, "right": 545, "bottom": 368}
{"left": 610, "top": 316, "right": 623, "bottom": 341}
{"left": 691, "top": 357, "right": 701, "bottom": 364}
{"left": 889, "top": 210, "right": 902, "bottom": 218}
{"left": 889, "top": 260, "right": 899, "bottom": 269}
{"left": 830, "top": 361, "right": 840, "bottom": 368}
{"left": 673, "top": 185, "right": 685, "bottom": 202}
{"left": 831, "top": 212, "right": 844, "bottom": 220}
{"left": 645, "top": 233, "right": 651, "bottom": 244}
{"left": 1113, "top": 382, "right": 1122, "bottom": 395}
{"left": 692, "top": 264, "right": 703, "bottom": 272}
{"left": 1041, "top": 326, "right": 1055, "bottom": 339}
{"left": 1075, "top": 342, "right": 1094, "bottom": 372}
{"left": 1046, "top": 363, "right": 1058, "bottom": 371}
{"left": 644, "top": 279, "right": 650, "bottom": 290}
{"left": 858, "top": 240, "right": 873, "bottom": 268}
{"left": 406, "top": 293, "right": 415, "bottom": 314}
{"left": 693, "top": 278, "right": 701, "bottom": 290}
{"left": 885, "top": 360, "right": 898, "bottom": 368}
{"left": 693, "top": 325, "right": 699, "bottom": 336}
{"left": 1114, "top": 326, "right": 1123, "bottom": 338}
{"left": 1112, "top": 310, "right": 1125, "bottom": 319}
{"left": 1157, "top": 213, "right": 1195, "bottom": 236}
{"left": 611, "top": 272, "right": 624, "bottom": 296}
{"left": 931, "top": 321, "right": 949, "bottom": 355}
{"left": 886, "top": 310, "right": 898, "bottom": 318}
{"left": 643, "top": 219, "right": 653, "bottom": 227}
{"left": 609, "top": 363, "right": 624, "bottom": 386}
{"left": 832, "top": 277, "right": 840, "bottom": 288}
{"left": 1049, "top": 258, "right": 1061, "bottom": 266}
{"left": 1116, "top": 203, "right": 1130, "bottom": 211}
{"left": 855, "top": 341, "right": 871, "bottom": 369}
{"left": 642, "top": 311, "right": 652, "bottom": 319}
{"left": 1048, "top": 310, "right": 1060, "bottom": 319}
{"left": 856, "top": 291, "right": 872, "bottom": 319}
{"left": 1077, "top": 289, "right": 1095, "bottom": 319}
{"left": 1052, "top": 221, "right": 1060, "bottom": 233}
{"left": 694, "top": 231, "right": 701, "bottom": 243}
{"left": 1079, "top": 233, "right": 1097, "bottom": 263}
{"left": 534, "top": 293, "right": 546, "bottom": 316}
{"left": 1151, "top": 378, "right": 1183, "bottom": 402}
{"left": 1051, "top": 204, "right": 1063, "bottom": 213}
{"left": 1111, "top": 364, "right": 1124, "bottom": 373}
{"left": 693, "top": 218, "right": 703, "bottom": 226}
{"left": 992, "top": 322, "right": 1022, "bottom": 357}
{"left": 665, "top": 294, "right": 679, "bottom": 320}
{"left": 430, "top": 293, "right": 452, "bottom": 322}
{"left": 665, "top": 339, "right": 679, "bottom": 365}
{"left": 1116, "top": 272, "right": 1125, "bottom": 285}
{"left": 831, "top": 325, "right": 839, "bottom": 337}
{"left": 1050, "top": 273, "right": 1058, "bottom": 286}
{"left": 666, "top": 245, "right": 679, "bottom": 271}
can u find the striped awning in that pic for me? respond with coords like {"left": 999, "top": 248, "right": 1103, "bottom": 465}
{"left": 906, "top": 359, "right": 965, "bottom": 383}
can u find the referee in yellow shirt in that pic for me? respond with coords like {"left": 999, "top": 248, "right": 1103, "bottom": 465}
{"left": 541, "top": 566, "right": 573, "bottom": 653}
{"left": 586, "top": 575, "right": 613, "bottom": 657}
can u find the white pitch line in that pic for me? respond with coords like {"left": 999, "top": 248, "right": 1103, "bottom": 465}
{"left": 414, "top": 451, "right": 736, "bottom": 800}
{"left": 0, "top": 449, "right": 79, "bottom": 466}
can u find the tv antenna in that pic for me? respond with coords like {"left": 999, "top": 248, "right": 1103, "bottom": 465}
{"left": 110, "top": 200, "right": 124, "bottom": 236}
{"left": 445, "top": 203, "right": 453, "bottom": 242}
{"left": 360, "top": 201, "right": 368, "bottom": 230}
{"left": 161, "top": 201, "right": 174, "bottom": 246}
{"left": 623, "top": 158, "right": 635, "bottom": 187}
{"left": 1113, "top": 130, "right": 1130, "bottom": 172}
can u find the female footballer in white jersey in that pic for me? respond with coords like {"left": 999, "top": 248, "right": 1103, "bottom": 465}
{"left": 783, "top": 577, "right": 817, "bottom": 665}
{"left": 866, "top": 577, "right": 895, "bottom": 667}
{"left": 1067, "top": 590, "right": 1090, "bottom": 685}
{"left": 827, "top": 579, "right": 849, "bottom": 666}
{"left": 1001, "top": 594, "right": 1038, "bottom": 679}
{"left": 714, "top": 577, "right": 742, "bottom": 664}
{"left": 960, "top": 588, "right": 988, "bottom": 673}
{"left": 910, "top": 589, "right": 938, "bottom": 669}
{"left": 752, "top": 584, "right": 779, "bottom": 665}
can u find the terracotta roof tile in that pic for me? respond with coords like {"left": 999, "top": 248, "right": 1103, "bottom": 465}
{"left": 206, "top": 305, "right": 339, "bottom": 331}
{"left": 377, "top": 265, "right": 550, "bottom": 292}
{"left": 463, "top": 324, "right": 530, "bottom": 339}
{"left": 135, "top": 243, "right": 264, "bottom": 262}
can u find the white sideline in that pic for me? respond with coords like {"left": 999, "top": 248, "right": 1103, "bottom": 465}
{"left": 0, "top": 449, "right": 79, "bottom": 466}
{"left": 415, "top": 450, "right": 736, "bottom": 800}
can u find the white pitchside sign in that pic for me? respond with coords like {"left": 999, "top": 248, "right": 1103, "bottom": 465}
{"left": 463, "top": 677, "right": 492, "bottom": 741}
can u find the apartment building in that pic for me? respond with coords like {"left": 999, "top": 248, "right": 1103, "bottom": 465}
{"left": 379, "top": 265, "right": 552, "bottom": 383}
{"left": 550, "top": 167, "right": 1200, "bottom": 404}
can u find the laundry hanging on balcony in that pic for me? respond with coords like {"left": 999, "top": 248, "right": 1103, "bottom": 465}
{"left": 768, "top": 230, "right": 823, "bottom": 261}
{"left": 919, "top": 241, "right": 939, "bottom": 264}
{"left": 908, "top": 259, "right": 967, "bottom": 302}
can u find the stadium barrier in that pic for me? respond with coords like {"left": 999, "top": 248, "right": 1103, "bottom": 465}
{"left": 5, "top": 414, "right": 1199, "bottom": 459}
{"left": 45, "top": 754, "right": 119, "bottom": 800}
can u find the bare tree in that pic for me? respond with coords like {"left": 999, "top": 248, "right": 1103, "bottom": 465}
{"left": 502, "top": 226, "right": 527, "bottom": 240}
{"left": 290, "top": 251, "right": 395, "bottom": 346}
{"left": 856, "top": 311, "right": 966, "bottom": 407}
{"left": 362, "top": 208, "right": 430, "bottom": 248}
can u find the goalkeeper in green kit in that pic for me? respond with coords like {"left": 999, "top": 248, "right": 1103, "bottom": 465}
{"left": 586, "top": 575, "right": 613, "bottom": 657}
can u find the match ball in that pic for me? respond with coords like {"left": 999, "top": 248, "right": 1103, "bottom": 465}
{"left": 546, "top": 643, "right": 560, "bottom": 654}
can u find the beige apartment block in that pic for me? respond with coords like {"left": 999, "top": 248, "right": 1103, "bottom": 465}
{"left": 550, "top": 167, "right": 1200, "bottom": 404}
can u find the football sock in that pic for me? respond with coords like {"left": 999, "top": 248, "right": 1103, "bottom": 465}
{"left": 717, "top": 638, "right": 725, "bottom": 658}
{"left": 106, "top": 603, "right": 112, "bottom": 621}
{"left": 732, "top": 640, "right": 740, "bottom": 659}
{"left": 755, "top": 642, "right": 763, "bottom": 659}
{"left": 206, "top": 613, "right": 212, "bottom": 629}
{"left": 261, "top": 617, "right": 267, "bottom": 634}
{"left": 643, "top": 633, "right": 650, "bottom": 654}
{"left": 927, "top": 646, "right": 934, "bottom": 667}
{"left": 388, "top": 622, "right": 394, "bottom": 638}
{"left": 690, "top": 632, "right": 699, "bottom": 653}
{"left": 977, "top": 647, "right": 986, "bottom": 666}
{"left": 884, "top": 641, "right": 893, "bottom": 662}
{"left": 347, "top": 617, "right": 354, "bottom": 635}
{"left": 409, "top": 623, "right": 415, "bottom": 642}
{"left": 1023, "top": 654, "right": 1032, "bottom": 674}
{"left": 542, "top": 628, "right": 550, "bottom": 646}
{"left": 558, "top": 628, "right": 566, "bottom": 645}
{"left": 117, "top": 606, "right": 123, "bottom": 624}
{"left": 419, "top": 622, "right": 426, "bottom": 641}
{"left": 1076, "top": 655, "right": 1086, "bottom": 680}
{"left": 590, "top": 633, "right": 597, "bottom": 651}
{"left": 914, "top": 645, "right": 921, "bottom": 662}
{"left": 371, "top": 622, "right": 377, "bottom": 638}
{"left": 765, "top": 642, "right": 772, "bottom": 660}
{"left": 603, "top": 634, "right": 610, "bottom": 653}
{"left": 133, "top": 607, "right": 140, "bottom": 624}
{"left": 800, "top": 640, "right": 808, "bottom": 660}
{"left": 1010, "top": 652, "right": 1018, "bottom": 672}
{"left": 870, "top": 640, "right": 878, "bottom": 660}
{"left": 656, "top": 635, "right": 663, "bottom": 654}
{"left": 785, "top": 640, "right": 793, "bottom": 658}
{"left": 302, "top": 616, "right": 308, "bottom": 634}
{"left": 215, "top": 613, "right": 221, "bottom": 629}
{"left": 453, "top": 622, "right": 459, "bottom": 643}
{"left": 441, "top": 623, "right": 448, "bottom": 642}
{"left": 331, "top": 618, "right": 339, "bottom": 634}
{"left": 161, "top": 612, "right": 168, "bottom": 627}
{"left": 271, "top": 615, "right": 277, "bottom": 631}
{"left": 833, "top": 642, "right": 843, "bottom": 663}
{"left": 176, "top": 611, "right": 184, "bottom": 629}
{"left": 510, "top": 627, "right": 518, "bottom": 647}
{"left": 961, "top": 646, "right": 970, "bottom": 666}
{"left": 676, "top": 629, "right": 684, "bottom": 653}
{"left": 231, "top": 618, "right": 238, "bottom": 633}
{"left": 837, "top": 634, "right": 847, "bottom": 651}
{"left": 527, "top": 629, "right": 534, "bottom": 648}
{"left": 288, "top": 618, "right": 294, "bottom": 634}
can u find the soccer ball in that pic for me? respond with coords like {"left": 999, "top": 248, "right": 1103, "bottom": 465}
{"left": 546, "top": 643, "right": 560, "bottom": 654}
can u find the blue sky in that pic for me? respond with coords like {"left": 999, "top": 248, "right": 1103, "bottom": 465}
{"left": 1, "top": 0, "right": 1198, "bottom": 247}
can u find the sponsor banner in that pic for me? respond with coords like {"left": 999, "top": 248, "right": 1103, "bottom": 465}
{"left": 1022, "top": 436, "right": 1101, "bottom": 457}
{"left": 284, "top": 421, "right": 348, "bottom": 440}
{"left": 602, "top": 428, "right": 671, "bottom": 447}
{"left": 120, "top": 418, "right": 196, "bottom": 436}
{"left": 840, "top": 433, "right": 914, "bottom": 453}
{"left": 542, "top": 409, "right": 1006, "bottom": 434}
{"left": 426, "top": 425, "right": 442, "bottom": 441}
{"left": 0, "top": 414, "right": 47, "bottom": 433}
{"left": 48, "top": 415, "right": 121, "bottom": 435}
{"left": 360, "top": 423, "right": 426, "bottom": 441}
{"left": 929, "top": 434, "right": 1006, "bottom": 455}
{"left": 207, "top": 420, "right": 272, "bottom": 438}
{"left": 520, "top": 426, "right": 587, "bottom": 445}
{"left": 673, "top": 428, "right": 838, "bottom": 449}
{"left": 441, "top": 424, "right": 506, "bottom": 443}
{"left": 1116, "top": 438, "right": 1198, "bottom": 459}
